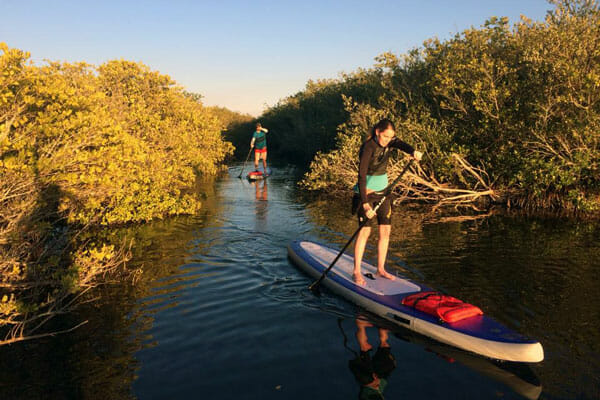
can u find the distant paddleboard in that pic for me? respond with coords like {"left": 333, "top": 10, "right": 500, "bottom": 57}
{"left": 247, "top": 168, "right": 271, "bottom": 181}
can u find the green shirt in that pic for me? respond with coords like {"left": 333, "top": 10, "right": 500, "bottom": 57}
{"left": 252, "top": 130, "right": 267, "bottom": 149}
{"left": 354, "top": 173, "right": 388, "bottom": 194}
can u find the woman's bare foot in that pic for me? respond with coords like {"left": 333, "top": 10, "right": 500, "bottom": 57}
{"left": 376, "top": 270, "right": 396, "bottom": 281}
{"left": 353, "top": 272, "right": 366, "bottom": 286}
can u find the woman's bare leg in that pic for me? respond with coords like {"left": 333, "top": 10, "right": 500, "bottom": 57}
{"left": 262, "top": 152, "right": 268, "bottom": 172}
{"left": 377, "top": 224, "right": 395, "bottom": 280}
{"left": 353, "top": 226, "right": 371, "bottom": 285}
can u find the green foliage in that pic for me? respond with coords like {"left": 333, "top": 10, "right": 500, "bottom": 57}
{"left": 206, "top": 104, "right": 253, "bottom": 131}
{"left": 424, "top": 1, "right": 600, "bottom": 211}
{"left": 207, "top": 105, "right": 254, "bottom": 160}
{"left": 0, "top": 44, "right": 233, "bottom": 342}
{"left": 289, "top": 1, "right": 600, "bottom": 214}
{"left": 1, "top": 49, "right": 233, "bottom": 225}
{"left": 225, "top": 70, "right": 387, "bottom": 164}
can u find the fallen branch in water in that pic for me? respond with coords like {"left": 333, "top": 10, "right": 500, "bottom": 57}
{"left": 0, "top": 320, "right": 89, "bottom": 346}
{"left": 390, "top": 153, "right": 497, "bottom": 212}
{"left": 424, "top": 211, "right": 494, "bottom": 224}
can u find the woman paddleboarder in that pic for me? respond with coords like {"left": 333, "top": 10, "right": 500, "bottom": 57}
{"left": 250, "top": 122, "right": 269, "bottom": 174}
{"left": 352, "top": 119, "right": 422, "bottom": 285}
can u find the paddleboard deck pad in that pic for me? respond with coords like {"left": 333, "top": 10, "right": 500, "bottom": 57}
{"left": 288, "top": 240, "right": 544, "bottom": 363}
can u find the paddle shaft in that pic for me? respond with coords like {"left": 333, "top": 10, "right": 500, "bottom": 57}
{"left": 309, "top": 159, "right": 414, "bottom": 292}
{"left": 238, "top": 147, "right": 253, "bottom": 178}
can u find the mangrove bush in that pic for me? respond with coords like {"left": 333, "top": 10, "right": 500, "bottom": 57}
{"left": 0, "top": 44, "right": 233, "bottom": 344}
{"left": 271, "top": 0, "right": 600, "bottom": 215}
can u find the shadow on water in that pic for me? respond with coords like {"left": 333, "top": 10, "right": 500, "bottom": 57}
{"left": 0, "top": 177, "right": 223, "bottom": 399}
{"left": 0, "top": 183, "right": 76, "bottom": 399}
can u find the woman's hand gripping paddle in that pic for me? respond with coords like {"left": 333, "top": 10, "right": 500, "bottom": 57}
{"left": 308, "top": 160, "right": 414, "bottom": 296}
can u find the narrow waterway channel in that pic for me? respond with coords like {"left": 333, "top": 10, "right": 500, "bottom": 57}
{"left": 1, "top": 164, "right": 598, "bottom": 399}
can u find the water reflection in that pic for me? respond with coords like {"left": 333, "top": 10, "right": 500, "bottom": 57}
{"left": 339, "top": 313, "right": 542, "bottom": 400}
{"left": 347, "top": 317, "right": 396, "bottom": 399}
{"left": 253, "top": 179, "right": 268, "bottom": 202}
{"left": 250, "top": 179, "right": 268, "bottom": 232}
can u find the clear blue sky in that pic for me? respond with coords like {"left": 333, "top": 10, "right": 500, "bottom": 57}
{"left": 1, "top": 0, "right": 552, "bottom": 116}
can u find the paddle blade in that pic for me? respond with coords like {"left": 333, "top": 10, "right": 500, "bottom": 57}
{"left": 308, "top": 280, "right": 322, "bottom": 297}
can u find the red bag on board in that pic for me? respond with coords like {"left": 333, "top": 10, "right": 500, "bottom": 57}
{"left": 402, "top": 291, "right": 483, "bottom": 323}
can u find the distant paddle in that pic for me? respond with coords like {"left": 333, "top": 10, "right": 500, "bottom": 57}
{"left": 309, "top": 159, "right": 414, "bottom": 296}
{"left": 238, "top": 147, "right": 253, "bottom": 179}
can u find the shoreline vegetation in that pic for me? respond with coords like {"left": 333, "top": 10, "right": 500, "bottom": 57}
{"left": 0, "top": 44, "right": 237, "bottom": 344}
{"left": 1, "top": 0, "right": 599, "bottom": 345}
{"left": 228, "top": 0, "right": 599, "bottom": 218}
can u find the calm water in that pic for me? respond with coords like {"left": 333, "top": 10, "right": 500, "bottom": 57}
{"left": 1, "top": 164, "right": 599, "bottom": 399}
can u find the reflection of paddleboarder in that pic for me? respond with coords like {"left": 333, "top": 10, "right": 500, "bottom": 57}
{"left": 254, "top": 179, "right": 268, "bottom": 201}
{"left": 251, "top": 180, "right": 268, "bottom": 228}
{"left": 348, "top": 318, "right": 396, "bottom": 400}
